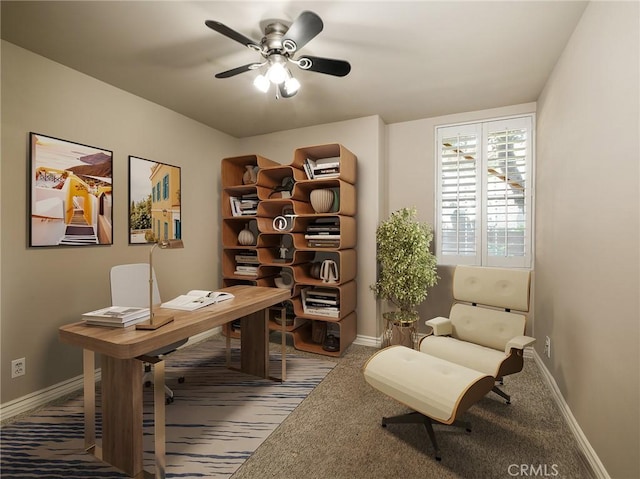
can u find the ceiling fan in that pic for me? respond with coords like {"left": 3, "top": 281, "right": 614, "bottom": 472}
{"left": 205, "top": 11, "right": 351, "bottom": 98}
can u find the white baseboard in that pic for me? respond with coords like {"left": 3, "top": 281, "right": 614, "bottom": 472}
{"left": 353, "top": 334, "right": 381, "bottom": 348}
{"left": 0, "top": 369, "right": 101, "bottom": 422}
{"left": 532, "top": 351, "right": 610, "bottom": 479}
{"left": 0, "top": 328, "right": 222, "bottom": 423}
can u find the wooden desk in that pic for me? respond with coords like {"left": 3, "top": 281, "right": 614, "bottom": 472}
{"left": 59, "top": 285, "right": 290, "bottom": 478}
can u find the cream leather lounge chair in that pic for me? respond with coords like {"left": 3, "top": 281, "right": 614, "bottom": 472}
{"left": 363, "top": 265, "right": 535, "bottom": 460}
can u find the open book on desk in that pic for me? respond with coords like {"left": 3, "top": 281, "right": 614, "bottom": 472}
{"left": 161, "top": 290, "right": 235, "bottom": 311}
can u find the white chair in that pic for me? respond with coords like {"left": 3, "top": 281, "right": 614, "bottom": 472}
{"left": 110, "top": 263, "right": 187, "bottom": 404}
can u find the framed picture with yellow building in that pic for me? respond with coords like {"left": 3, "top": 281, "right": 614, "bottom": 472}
{"left": 29, "top": 132, "right": 113, "bottom": 247}
{"left": 128, "top": 156, "right": 181, "bottom": 244}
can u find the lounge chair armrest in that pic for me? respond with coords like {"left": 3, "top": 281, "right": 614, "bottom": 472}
{"left": 505, "top": 335, "right": 536, "bottom": 353}
{"left": 425, "top": 316, "right": 452, "bottom": 336}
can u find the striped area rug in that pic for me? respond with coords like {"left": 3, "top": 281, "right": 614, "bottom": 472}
{"left": 0, "top": 339, "right": 335, "bottom": 478}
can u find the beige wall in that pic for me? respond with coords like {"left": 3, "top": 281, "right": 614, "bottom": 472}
{"left": 0, "top": 41, "right": 238, "bottom": 403}
{"left": 535, "top": 2, "right": 639, "bottom": 478}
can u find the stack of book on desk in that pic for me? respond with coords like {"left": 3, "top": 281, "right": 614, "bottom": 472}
{"left": 82, "top": 306, "right": 150, "bottom": 328}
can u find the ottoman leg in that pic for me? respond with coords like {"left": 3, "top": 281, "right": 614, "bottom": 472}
{"left": 381, "top": 411, "right": 442, "bottom": 461}
{"left": 381, "top": 411, "right": 422, "bottom": 426}
{"left": 423, "top": 419, "right": 442, "bottom": 461}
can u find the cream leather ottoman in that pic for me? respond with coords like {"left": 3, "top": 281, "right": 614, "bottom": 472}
{"left": 363, "top": 345, "right": 494, "bottom": 460}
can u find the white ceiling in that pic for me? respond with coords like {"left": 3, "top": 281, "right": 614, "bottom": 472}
{"left": 1, "top": 1, "right": 587, "bottom": 138}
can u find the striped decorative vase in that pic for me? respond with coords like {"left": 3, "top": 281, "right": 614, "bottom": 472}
{"left": 310, "top": 188, "right": 334, "bottom": 213}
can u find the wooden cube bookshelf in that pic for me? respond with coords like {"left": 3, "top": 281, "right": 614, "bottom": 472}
{"left": 221, "top": 144, "right": 357, "bottom": 356}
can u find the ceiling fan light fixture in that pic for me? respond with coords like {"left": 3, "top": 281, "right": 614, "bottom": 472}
{"left": 284, "top": 76, "right": 301, "bottom": 95}
{"left": 253, "top": 74, "right": 270, "bottom": 92}
{"left": 266, "top": 61, "right": 287, "bottom": 84}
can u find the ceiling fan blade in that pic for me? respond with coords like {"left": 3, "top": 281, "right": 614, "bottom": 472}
{"left": 205, "top": 20, "right": 260, "bottom": 49}
{"left": 297, "top": 56, "right": 351, "bottom": 77}
{"left": 281, "top": 11, "right": 323, "bottom": 53}
{"left": 215, "top": 63, "right": 259, "bottom": 79}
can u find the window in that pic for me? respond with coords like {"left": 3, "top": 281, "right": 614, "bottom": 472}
{"left": 163, "top": 174, "right": 169, "bottom": 200}
{"left": 436, "top": 115, "right": 534, "bottom": 268}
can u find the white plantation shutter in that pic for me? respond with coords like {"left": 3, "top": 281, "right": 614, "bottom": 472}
{"left": 436, "top": 116, "right": 533, "bottom": 268}
{"left": 437, "top": 123, "right": 482, "bottom": 264}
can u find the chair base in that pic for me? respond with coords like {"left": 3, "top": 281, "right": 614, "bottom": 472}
{"left": 143, "top": 365, "right": 185, "bottom": 404}
{"left": 492, "top": 377, "right": 511, "bottom": 404}
{"left": 492, "top": 385, "right": 511, "bottom": 404}
{"left": 381, "top": 411, "right": 472, "bottom": 461}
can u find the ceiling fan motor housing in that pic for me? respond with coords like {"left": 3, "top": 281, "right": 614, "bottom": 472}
{"left": 259, "top": 22, "right": 295, "bottom": 57}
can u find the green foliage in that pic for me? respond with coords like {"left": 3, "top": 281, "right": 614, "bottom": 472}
{"left": 130, "top": 195, "right": 152, "bottom": 230}
{"left": 371, "top": 207, "right": 438, "bottom": 312}
{"left": 145, "top": 230, "right": 158, "bottom": 243}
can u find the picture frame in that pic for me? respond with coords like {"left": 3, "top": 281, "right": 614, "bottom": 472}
{"left": 29, "top": 132, "right": 113, "bottom": 247}
{"left": 128, "top": 156, "right": 181, "bottom": 244}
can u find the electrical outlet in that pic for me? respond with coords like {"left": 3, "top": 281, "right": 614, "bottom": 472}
{"left": 544, "top": 336, "right": 551, "bottom": 359}
{"left": 11, "top": 357, "right": 26, "bottom": 378}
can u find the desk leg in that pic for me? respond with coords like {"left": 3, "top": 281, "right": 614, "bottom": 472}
{"left": 280, "top": 307, "right": 287, "bottom": 382}
{"left": 83, "top": 349, "right": 96, "bottom": 453}
{"left": 225, "top": 327, "right": 231, "bottom": 369}
{"left": 153, "top": 360, "right": 166, "bottom": 479}
{"left": 240, "top": 310, "right": 269, "bottom": 378}
{"left": 101, "top": 356, "right": 144, "bottom": 477}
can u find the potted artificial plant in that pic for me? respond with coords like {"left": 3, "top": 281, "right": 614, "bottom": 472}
{"left": 371, "top": 207, "right": 439, "bottom": 348}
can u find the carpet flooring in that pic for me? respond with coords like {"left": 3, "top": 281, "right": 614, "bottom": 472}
{"left": 234, "top": 338, "right": 594, "bottom": 479}
{"left": 0, "top": 339, "right": 335, "bottom": 478}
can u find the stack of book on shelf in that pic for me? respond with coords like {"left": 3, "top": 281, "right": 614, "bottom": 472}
{"left": 302, "top": 287, "right": 340, "bottom": 318}
{"left": 229, "top": 193, "right": 259, "bottom": 216}
{"left": 302, "top": 157, "right": 340, "bottom": 180}
{"left": 82, "top": 306, "right": 150, "bottom": 328}
{"left": 305, "top": 218, "right": 340, "bottom": 248}
{"left": 235, "top": 251, "right": 259, "bottom": 276}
